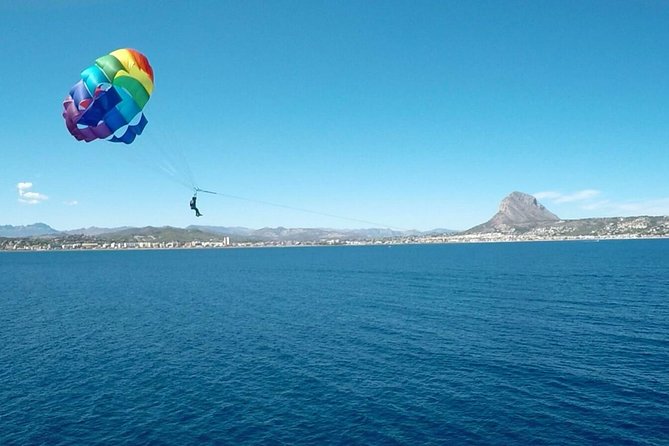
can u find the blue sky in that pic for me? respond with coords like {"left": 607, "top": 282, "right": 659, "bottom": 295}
{"left": 2, "top": 0, "right": 668, "bottom": 230}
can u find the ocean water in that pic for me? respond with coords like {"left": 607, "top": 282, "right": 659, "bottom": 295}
{"left": 1, "top": 241, "right": 668, "bottom": 445}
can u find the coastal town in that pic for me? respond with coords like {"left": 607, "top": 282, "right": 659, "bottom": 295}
{"left": 1, "top": 230, "right": 667, "bottom": 252}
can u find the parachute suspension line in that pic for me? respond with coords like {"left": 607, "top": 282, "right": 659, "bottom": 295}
{"left": 155, "top": 142, "right": 196, "bottom": 189}
{"left": 174, "top": 146, "right": 197, "bottom": 190}
{"left": 193, "top": 188, "right": 409, "bottom": 231}
{"left": 156, "top": 157, "right": 195, "bottom": 189}
{"left": 148, "top": 125, "right": 198, "bottom": 190}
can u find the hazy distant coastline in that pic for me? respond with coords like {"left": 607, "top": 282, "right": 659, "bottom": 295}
{"left": 3, "top": 192, "right": 668, "bottom": 251}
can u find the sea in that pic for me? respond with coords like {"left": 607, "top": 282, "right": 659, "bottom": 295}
{"left": 1, "top": 240, "right": 668, "bottom": 445}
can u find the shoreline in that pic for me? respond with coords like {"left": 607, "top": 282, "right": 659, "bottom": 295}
{"left": 2, "top": 234, "right": 668, "bottom": 253}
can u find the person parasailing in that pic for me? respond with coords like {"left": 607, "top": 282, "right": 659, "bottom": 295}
{"left": 189, "top": 191, "right": 203, "bottom": 217}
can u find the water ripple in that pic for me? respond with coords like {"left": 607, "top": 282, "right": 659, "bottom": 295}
{"left": 1, "top": 241, "right": 668, "bottom": 445}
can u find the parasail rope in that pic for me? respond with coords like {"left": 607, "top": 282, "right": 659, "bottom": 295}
{"left": 193, "top": 187, "right": 410, "bottom": 231}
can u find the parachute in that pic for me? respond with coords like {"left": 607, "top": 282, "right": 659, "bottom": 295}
{"left": 62, "top": 48, "right": 154, "bottom": 144}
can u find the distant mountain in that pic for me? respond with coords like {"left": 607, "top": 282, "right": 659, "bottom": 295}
{"left": 0, "top": 223, "right": 442, "bottom": 243}
{"left": 187, "top": 225, "right": 256, "bottom": 236}
{"left": 250, "top": 227, "right": 408, "bottom": 241}
{"left": 98, "top": 226, "right": 227, "bottom": 242}
{"left": 422, "top": 228, "right": 459, "bottom": 236}
{"left": 464, "top": 192, "right": 669, "bottom": 238}
{"left": 188, "top": 225, "right": 430, "bottom": 241}
{"left": 0, "top": 223, "right": 60, "bottom": 238}
{"left": 466, "top": 192, "right": 559, "bottom": 233}
{"left": 64, "top": 226, "right": 132, "bottom": 236}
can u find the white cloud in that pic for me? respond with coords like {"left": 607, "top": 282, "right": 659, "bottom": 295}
{"left": 64, "top": 200, "right": 79, "bottom": 206}
{"left": 17, "top": 182, "right": 48, "bottom": 205}
{"left": 533, "top": 191, "right": 561, "bottom": 200}
{"left": 536, "top": 189, "right": 669, "bottom": 217}
{"left": 534, "top": 189, "right": 601, "bottom": 203}
{"left": 581, "top": 198, "right": 669, "bottom": 216}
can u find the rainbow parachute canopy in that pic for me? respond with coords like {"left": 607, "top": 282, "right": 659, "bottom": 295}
{"left": 63, "top": 48, "right": 154, "bottom": 144}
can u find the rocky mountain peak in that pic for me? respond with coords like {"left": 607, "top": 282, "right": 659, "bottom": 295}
{"left": 0, "top": 223, "right": 60, "bottom": 238}
{"left": 496, "top": 192, "right": 559, "bottom": 224}
{"left": 466, "top": 192, "right": 559, "bottom": 233}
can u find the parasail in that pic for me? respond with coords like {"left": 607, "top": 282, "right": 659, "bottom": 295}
{"left": 62, "top": 48, "right": 154, "bottom": 144}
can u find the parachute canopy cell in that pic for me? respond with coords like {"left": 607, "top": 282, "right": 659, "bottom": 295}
{"left": 62, "top": 48, "right": 154, "bottom": 144}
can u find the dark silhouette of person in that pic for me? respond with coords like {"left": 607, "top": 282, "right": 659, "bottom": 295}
{"left": 190, "top": 196, "right": 202, "bottom": 217}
